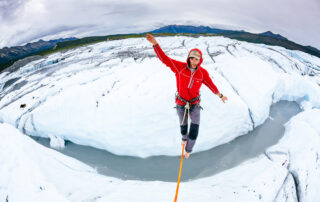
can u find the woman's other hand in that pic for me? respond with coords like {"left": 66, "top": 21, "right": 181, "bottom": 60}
{"left": 221, "top": 96, "right": 228, "bottom": 103}
{"left": 218, "top": 93, "right": 228, "bottom": 103}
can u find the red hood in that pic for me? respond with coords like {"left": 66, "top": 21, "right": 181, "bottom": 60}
{"left": 186, "top": 48, "right": 203, "bottom": 67}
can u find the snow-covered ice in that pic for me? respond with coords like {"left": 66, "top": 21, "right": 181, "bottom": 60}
{"left": 266, "top": 109, "right": 320, "bottom": 201}
{"left": 49, "top": 134, "right": 65, "bottom": 149}
{"left": 0, "top": 35, "right": 320, "bottom": 201}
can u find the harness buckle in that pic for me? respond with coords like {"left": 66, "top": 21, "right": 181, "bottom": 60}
{"left": 185, "top": 102, "right": 190, "bottom": 110}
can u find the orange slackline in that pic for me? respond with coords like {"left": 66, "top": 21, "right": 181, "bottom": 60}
{"left": 174, "top": 144, "right": 185, "bottom": 202}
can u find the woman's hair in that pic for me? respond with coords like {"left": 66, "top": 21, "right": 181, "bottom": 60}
{"left": 187, "top": 57, "right": 191, "bottom": 67}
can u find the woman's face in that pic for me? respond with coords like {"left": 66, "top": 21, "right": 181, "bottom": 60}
{"left": 189, "top": 57, "right": 200, "bottom": 68}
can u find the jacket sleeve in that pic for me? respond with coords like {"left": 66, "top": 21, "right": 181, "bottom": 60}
{"left": 202, "top": 68, "right": 220, "bottom": 95}
{"left": 153, "top": 43, "right": 183, "bottom": 73}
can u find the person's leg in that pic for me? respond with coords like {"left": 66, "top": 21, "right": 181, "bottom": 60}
{"left": 176, "top": 104, "right": 188, "bottom": 141}
{"left": 185, "top": 103, "right": 201, "bottom": 153}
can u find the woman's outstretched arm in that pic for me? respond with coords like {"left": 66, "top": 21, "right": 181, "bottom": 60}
{"left": 202, "top": 68, "right": 220, "bottom": 95}
{"left": 146, "top": 33, "right": 184, "bottom": 73}
{"left": 202, "top": 68, "right": 228, "bottom": 103}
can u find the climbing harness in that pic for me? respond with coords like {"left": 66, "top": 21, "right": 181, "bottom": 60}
{"left": 174, "top": 143, "right": 185, "bottom": 202}
{"left": 174, "top": 92, "right": 203, "bottom": 125}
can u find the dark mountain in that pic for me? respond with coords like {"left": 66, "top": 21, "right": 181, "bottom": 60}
{"left": 259, "top": 31, "right": 287, "bottom": 40}
{"left": 0, "top": 37, "right": 77, "bottom": 66}
{"left": 150, "top": 25, "right": 245, "bottom": 34}
{"left": 149, "top": 25, "right": 288, "bottom": 40}
{"left": 146, "top": 25, "right": 320, "bottom": 58}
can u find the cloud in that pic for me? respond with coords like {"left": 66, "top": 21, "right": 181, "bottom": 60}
{"left": 0, "top": 0, "right": 29, "bottom": 21}
{"left": 0, "top": 0, "right": 319, "bottom": 50}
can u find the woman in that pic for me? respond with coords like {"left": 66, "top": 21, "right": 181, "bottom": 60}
{"left": 146, "top": 34, "right": 228, "bottom": 159}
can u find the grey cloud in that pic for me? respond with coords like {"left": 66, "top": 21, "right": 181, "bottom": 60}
{"left": 101, "top": 2, "right": 151, "bottom": 16}
{"left": 0, "top": 0, "right": 29, "bottom": 21}
{"left": 16, "top": 24, "right": 98, "bottom": 46}
{"left": 0, "top": 0, "right": 319, "bottom": 50}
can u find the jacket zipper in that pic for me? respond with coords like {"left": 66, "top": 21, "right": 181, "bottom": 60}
{"left": 188, "top": 71, "right": 196, "bottom": 88}
{"left": 190, "top": 79, "right": 194, "bottom": 88}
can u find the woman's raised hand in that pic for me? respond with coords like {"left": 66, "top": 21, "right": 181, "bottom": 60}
{"left": 146, "top": 33, "right": 158, "bottom": 46}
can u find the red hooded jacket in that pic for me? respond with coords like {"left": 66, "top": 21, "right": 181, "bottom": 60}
{"left": 153, "top": 43, "right": 220, "bottom": 105}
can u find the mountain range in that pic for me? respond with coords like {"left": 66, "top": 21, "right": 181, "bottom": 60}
{"left": 1, "top": 25, "right": 319, "bottom": 72}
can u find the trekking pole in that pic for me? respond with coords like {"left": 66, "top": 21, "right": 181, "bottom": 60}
{"left": 174, "top": 144, "right": 185, "bottom": 202}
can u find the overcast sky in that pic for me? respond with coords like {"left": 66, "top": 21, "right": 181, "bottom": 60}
{"left": 0, "top": 0, "right": 319, "bottom": 49}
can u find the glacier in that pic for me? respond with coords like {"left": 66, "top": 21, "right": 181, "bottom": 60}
{"left": 1, "top": 35, "right": 320, "bottom": 201}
